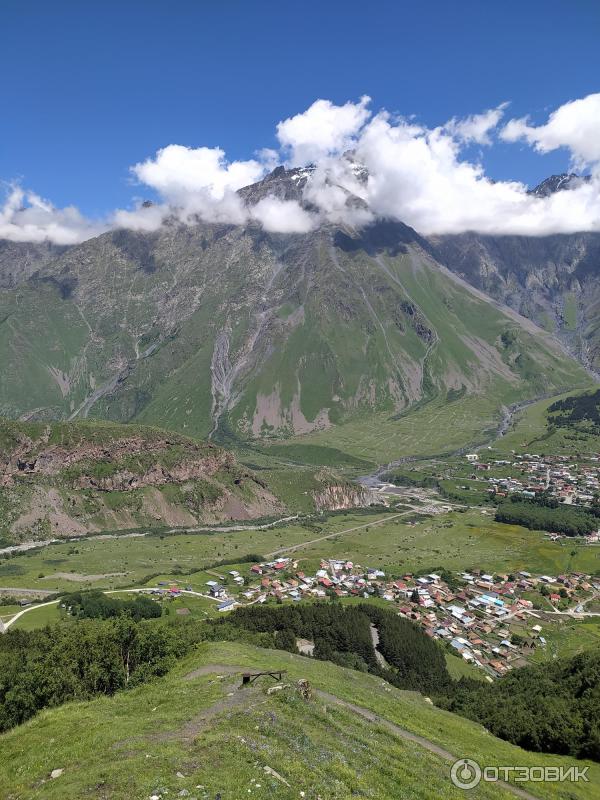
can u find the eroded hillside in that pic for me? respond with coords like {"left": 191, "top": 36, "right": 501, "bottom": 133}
{"left": 0, "top": 194, "right": 589, "bottom": 443}
{"left": 0, "top": 420, "right": 283, "bottom": 542}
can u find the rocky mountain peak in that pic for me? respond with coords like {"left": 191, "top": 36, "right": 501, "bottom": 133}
{"left": 528, "top": 173, "right": 589, "bottom": 197}
{"left": 238, "top": 155, "right": 368, "bottom": 211}
{"left": 238, "top": 164, "right": 317, "bottom": 206}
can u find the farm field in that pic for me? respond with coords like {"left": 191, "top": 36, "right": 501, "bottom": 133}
{"left": 1, "top": 640, "right": 598, "bottom": 800}
{"left": 445, "top": 652, "right": 489, "bottom": 682}
{"left": 2, "top": 507, "right": 599, "bottom": 596}
{"left": 1, "top": 592, "right": 222, "bottom": 633}
{"left": 0, "top": 511, "right": 398, "bottom": 592}
{"left": 527, "top": 619, "right": 600, "bottom": 663}
{"left": 9, "top": 603, "right": 64, "bottom": 631}
{"left": 248, "top": 508, "right": 600, "bottom": 578}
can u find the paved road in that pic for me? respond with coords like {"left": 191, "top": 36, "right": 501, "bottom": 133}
{"left": 1, "top": 587, "right": 228, "bottom": 632}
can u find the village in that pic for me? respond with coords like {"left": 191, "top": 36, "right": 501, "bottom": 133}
{"left": 152, "top": 552, "right": 600, "bottom": 681}
{"left": 465, "top": 450, "right": 600, "bottom": 510}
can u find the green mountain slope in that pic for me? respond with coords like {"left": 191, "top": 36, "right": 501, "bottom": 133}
{"left": 0, "top": 216, "right": 589, "bottom": 450}
{"left": 495, "top": 388, "right": 600, "bottom": 456}
{"left": 431, "top": 228, "right": 600, "bottom": 374}
{"left": 2, "top": 640, "right": 598, "bottom": 800}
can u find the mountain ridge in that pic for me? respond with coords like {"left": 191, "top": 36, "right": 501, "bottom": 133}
{"left": 0, "top": 168, "right": 594, "bottom": 446}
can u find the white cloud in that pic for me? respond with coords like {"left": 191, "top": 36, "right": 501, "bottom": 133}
{"left": 111, "top": 201, "right": 170, "bottom": 233}
{"left": 255, "top": 148, "right": 280, "bottom": 172}
{"left": 121, "top": 146, "right": 316, "bottom": 234}
{"left": 127, "top": 144, "right": 267, "bottom": 227}
{"left": 250, "top": 196, "right": 317, "bottom": 233}
{"left": 354, "top": 111, "right": 600, "bottom": 235}
{"left": 131, "top": 144, "right": 265, "bottom": 202}
{"left": 501, "top": 93, "right": 600, "bottom": 167}
{"left": 0, "top": 185, "right": 106, "bottom": 245}
{"left": 276, "top": 96, "right": 371, "bottom": 165}
{"left": 3, "top": 93, "right": 600, "bottom": 244}
{"left": 445, "top": 103, "right": 508, "bottom": 145}
{"left": 303, "top": 157, "right": 373, "bottom": 227}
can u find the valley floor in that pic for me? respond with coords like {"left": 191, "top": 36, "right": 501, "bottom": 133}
{"left": 2, "top": 505, "right": 599, "bottom": 599}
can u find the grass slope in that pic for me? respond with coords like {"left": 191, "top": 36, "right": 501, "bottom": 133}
{"left": 2, "top": 641, "right": 598, "bottom": 800}
{"left": 496, "top": 390, "right": 600, "bottom": 455}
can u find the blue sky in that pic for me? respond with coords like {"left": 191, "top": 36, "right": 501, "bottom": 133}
{"left": 1, "top": 0, "right": 599, "bottom": 222}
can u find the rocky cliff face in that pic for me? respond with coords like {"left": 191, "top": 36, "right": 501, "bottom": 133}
{"left": 0, "top": 239, "right": 67, "bottom": 288}
{"left": 430, "top": 230, "right": 600, "bottom": 372}
{"left": 312, "top": 484, "right": 386, "bottom": 511}
{"left": 0, "top": 420, "right": 283, "bottom": 543}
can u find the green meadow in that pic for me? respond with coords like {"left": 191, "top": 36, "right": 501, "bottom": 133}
{"left": 282, "top": 392, "right": 504, "bottom": 464}
{"left": 495, "top": 390, "right": 600, "bottom": 455}
{"left": 8, "top": 603, "right": 64, "bottom": 631}
{"left": 1, "top": 640, "right": 597, "bottom": 800}
{"left": 2, "top": 507, "right": 599, "bottom": 598}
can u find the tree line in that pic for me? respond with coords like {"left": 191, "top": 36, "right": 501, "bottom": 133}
{"left": 0, "top": 618, "right": 189, "bottom": 732}
{"left": 548, "top": 389, "right": 600, "bottom": 430}
{"left": 218, "top": 602, "right": 451, "bottom": 694}
{"left": 3, "top": 593, "right": 598, "bottom": 764}
{"left": 63, "top": 590, "right": 162, "bottom": 621}
{"left": 438, "top": 649, "right": 600, "bottom": 761}
{"left": 495, "top": 497, "right": 598, "bottom": 536}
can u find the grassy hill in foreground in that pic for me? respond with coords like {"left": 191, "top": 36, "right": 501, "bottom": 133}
{"left": 1, "top": 640, "right": 598, "bottom": 800}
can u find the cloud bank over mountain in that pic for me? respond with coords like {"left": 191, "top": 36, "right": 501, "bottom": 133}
{"left": 2, "top": 93, "right": 600, "bottom": 244}
{"left": 0, "top": 186, "right": 107, "bottom": 245}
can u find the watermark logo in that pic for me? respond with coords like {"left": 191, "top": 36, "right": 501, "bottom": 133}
{"left": 451, "top": 759, "right": 482, "bottom": 789}
{"left": 450, "top": 759, "right": 589, "bottom": 789}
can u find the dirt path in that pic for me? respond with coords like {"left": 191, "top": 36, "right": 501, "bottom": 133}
{"left": 183, "top": 664, "right": 249, "bottom": 680}
{"left": 369, "top": 623, "right": 389, "bottom": 668}
{"left": 158, "top": 685, "right": 267, "bottom": 742}
{"left": 113, "top": 667, "right": 267, "bottom": 750}
{"left": 174, "top": 664, "right": 541, "bottom": 800}
{"left": 168, "top": 514, "right": 300, "bottom": 535}
{"left": 266, "top": 511, "right": 411, "bottom": 557}
{"left": 2, "top": 599, "right": 59, "bottom": 630}
{"left": 0, "top": 586, "right": 55, "bottom": 597}
{"left": 205, "top": 569, "right": 226, "bottom": 581}
{"left": 315, "top": 690, "right": 540, "bottom": 800}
